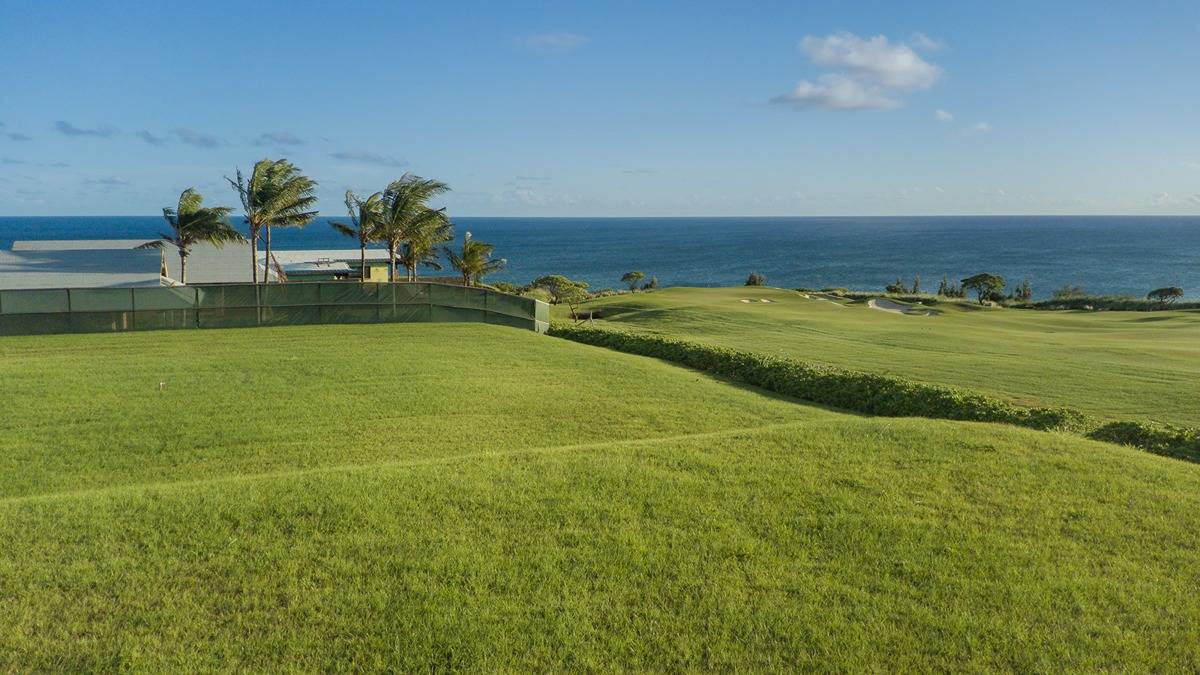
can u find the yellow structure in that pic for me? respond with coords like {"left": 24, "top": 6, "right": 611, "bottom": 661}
{"left": 364, "top": 265, "right": 389, "bottom": 282}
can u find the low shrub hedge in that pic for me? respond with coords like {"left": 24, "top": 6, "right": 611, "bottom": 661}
{"left": 1027, "top": 296, "right": 1200, "bottom": 311}
{"left": 549, "top": 323, "right": 1200, "bottom": 462}
{"left": 550, "top": 324, "right": 1088, "bottom": 432}
{"left": 1089, "top": 422, "right": 1200, "bottom": 463}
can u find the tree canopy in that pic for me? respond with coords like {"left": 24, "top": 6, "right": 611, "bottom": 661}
{"left": 1147, "top": 287, "right": 1184, "bottom": 304}
{"left": 621, "top": 271, "right": 645, "bottom": 291}
{"left": 961, "top": 273, "right": 1006, "bottom": 304}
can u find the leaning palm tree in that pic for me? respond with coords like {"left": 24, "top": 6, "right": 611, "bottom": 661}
{"left": 226, "top": 158, "right": 318, "bottom": 283}
{"left": 138, "top": 188, "right": 245, "bottom": 284}
{"left": 444, "top": 231, "right": 506, "bottom": 287}
{"left": 330, "top": 189, "right": 383, "bottom": 280}
{"left": 398, "top": 210, "right": 453, "bottom": 281}
{"left": 376, "top": 174, "right": 451, "bottom": 281}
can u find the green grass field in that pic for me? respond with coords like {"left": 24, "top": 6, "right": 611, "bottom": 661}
{"left": 1, "top": 322, "right": 1198, "bottom": 670}
{"left": 566, "top": 287, "right": 1200, "bottom": 426}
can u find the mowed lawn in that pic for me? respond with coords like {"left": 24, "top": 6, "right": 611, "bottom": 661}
{"left": 1, "top": 323, "right": 1198, "bottom": 670}
{"left": 568, "top": 286, "right": 1200, "bottom": 426}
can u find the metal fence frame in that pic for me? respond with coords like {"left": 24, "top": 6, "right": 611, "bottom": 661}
{"left": 0, "top": 282, "right": 549, "bottom": 336}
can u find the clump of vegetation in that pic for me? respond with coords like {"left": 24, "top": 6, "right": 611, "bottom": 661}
{"left": 745, "top": 272, "right": 767, "bottom": 287}
{"left": 961, "top": 273, "right": 1006, "bottom": 305}
{"left": 643, "top": 276, "right": 659, "bottom": 290}
{"left": 937, "top": 275, "right": 965, "bottom": 298}
{"left": 1147, "top": 287, "right": 1184, "bottom": 306}
{"left": 621, "top": 271, "right": 645, "bottom": 291}
{"left": 531, "top": 275, "right": 592, "bottom": 319}
{"left": 1011, "top": 278, "right": 1033, "bottom": 302}
{"left": 885, "top": 278, "right": 909, "bottom": 294}
{"left": 1053, "top": 284, "right": 1088, "bottom": 300}
{"left": 1089, "top": 421, "right": 1200, "bottom": 463}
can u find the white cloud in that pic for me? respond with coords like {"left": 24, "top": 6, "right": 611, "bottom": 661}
{"left": 773, "top": 32, "right": 942, "bottom": 111}
{"left": 800, "top": 32, "right": 942, "bottom": 89}
{"left": 518, "top": 32, "right": 589, "bottom": 52}
{"left": 1183, "top": 160, "right": 1200, "bottom": 170}
{"left": 969, "top": 121, "right": 992, "bottom": 133}
{"left": 910, "top": 32, "right": 945, "bottom": 51}
{"left": 935, "top": 109, "right": 954, "bottom": 122}
{"left": 771, "top": 74, "right": 899, "bottom": 110}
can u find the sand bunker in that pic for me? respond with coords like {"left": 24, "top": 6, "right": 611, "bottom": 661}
{"left": 868, "top": 298, "right": 932, "bottom": 316}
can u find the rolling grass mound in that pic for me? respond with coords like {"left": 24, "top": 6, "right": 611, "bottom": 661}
{"left": 1, "top": 323, "right": 1198, "bottom": 670}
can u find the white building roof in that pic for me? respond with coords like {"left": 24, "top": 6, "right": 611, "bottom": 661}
{"left": 0, "top": 248, "right": 165, "bottom": 290}
{"left": 11, "top": 239, "right": 156, "bottom": 251}
{"left": 5, "top": 240, "right": 384, "bottom": 287}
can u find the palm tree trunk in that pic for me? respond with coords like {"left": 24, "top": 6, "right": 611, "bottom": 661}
{"left": 179, "top": 250, "right": 188, "bottom": 285}
{"left": 250, "top": 227, "right": 259, "bottom": 284}
{"left": 262, "top": 226, "right": 272, "bottom": 284}
{"left": 359, "top": 243, "right": 366, "bottom": 282}
{"left": 389, "top": 244, "right": 397, "bottom": 282}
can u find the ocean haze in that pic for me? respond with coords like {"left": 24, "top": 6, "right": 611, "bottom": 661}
{"left": 1, "top": 216, "right": 1197, "bottom": 300}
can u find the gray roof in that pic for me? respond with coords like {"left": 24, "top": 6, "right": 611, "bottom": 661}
{"left": 6, "top": 240, "right": 384, "bottom": 286}
{"left": 0, "top": 248, "right": 165, "bottom": 289}
{"left": 11, "top": 239, "right": 157, "bottom": 251}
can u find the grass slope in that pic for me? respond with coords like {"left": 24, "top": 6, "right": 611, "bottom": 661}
{"left": 568, "top": 287, "right": 1200, "bottom": 426}
{"left": 1, "top": 324, "right": 1198, "bottom": 670}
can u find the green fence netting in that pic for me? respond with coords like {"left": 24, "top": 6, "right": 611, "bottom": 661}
{"left": 0, "top": 282, "right": 547, "bottom": 336}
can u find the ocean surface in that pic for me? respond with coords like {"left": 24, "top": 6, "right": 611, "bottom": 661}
{"left": 2, "top": 216, "right": 1198, "bottom": 299}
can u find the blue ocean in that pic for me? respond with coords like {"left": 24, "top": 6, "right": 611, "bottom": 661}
{"left": 1, "top": 215, "right": 1197, "bottom": 299}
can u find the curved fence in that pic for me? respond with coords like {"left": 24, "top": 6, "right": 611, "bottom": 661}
{"left": 0, "top": 282, "right": 549, "bottom": 336}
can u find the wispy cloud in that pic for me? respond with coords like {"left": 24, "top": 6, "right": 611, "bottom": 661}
{"left": 85, "top": 176, "right": 131, "bottom": 186}
{"left": 969, "top": 121, "right": 992, "bottom": 133}
{"left": 772, "top": 32, "right": 943, "bottom": 111}
{"left": 173, "top": 128, "right": 223, "bottom": 148}
{"left": 54, "top": 120, "right": 118, "bottom": 138}
{"left": 935, "top": 109, "right": 954, "bottom": 122}
{"left": 621, "top": 168, "right": 658, "bottom": 175}
{"left": 252, "top": 131, "right": 304, "bottom": 146}
{"left": 4, "top": 131, "right": 32, "bottom": 141}
{"left": 0, "top": 157, "right": 66, "bottom": 168}
{"left": 518, "top": 32, "right": 589, "bottom": 52}
{"left": 329, "top": 150, "right": 407, "bottom": 168}
{"left": 910, "top": 32, "right": 945, "bottom": 51}
{"left": 136, "top": 130, "right": 168, "bottom": 146}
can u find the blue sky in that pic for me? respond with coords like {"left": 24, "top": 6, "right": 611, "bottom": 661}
{"left": 1, "top": 0, "right": 1198, "bottom": 216}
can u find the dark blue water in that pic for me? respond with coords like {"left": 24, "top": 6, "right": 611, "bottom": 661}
{"left": 2, "top": 216, "right": 1197, "bottom": 299}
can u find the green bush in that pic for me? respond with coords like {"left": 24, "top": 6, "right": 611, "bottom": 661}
{"left": 1030, "top": 295, "right": 1200, "bottom": 311}
{"left": 1089, "top": 421, "right": 1200, "bottom": 463}
{"left": 549, "top": 324, "right": 1089, "bottom": 433}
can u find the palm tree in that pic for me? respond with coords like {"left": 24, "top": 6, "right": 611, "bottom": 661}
{"left": 444, "top": 231, "right": 506, "bottom": 287}
{"left": 398, "top": 211, "right": 453, "bottom": 281}
{"left": 137, "top": 188, "right": 244, "bottom": 284}
{"left": 226, "top": 158, "right": 319, "bottom": 283}
{"left": 330, "top": 189, "right": 383, "bottom": 280}
{"left": 376, "top": 174, "right": 451, "bottom": 282}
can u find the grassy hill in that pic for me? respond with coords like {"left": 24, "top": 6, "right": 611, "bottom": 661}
{"left": 1, "top": 323, "right": 1198, "bottom": 670}
{"left": 565, "top": 286, "right": 1200, "bottom": 426}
